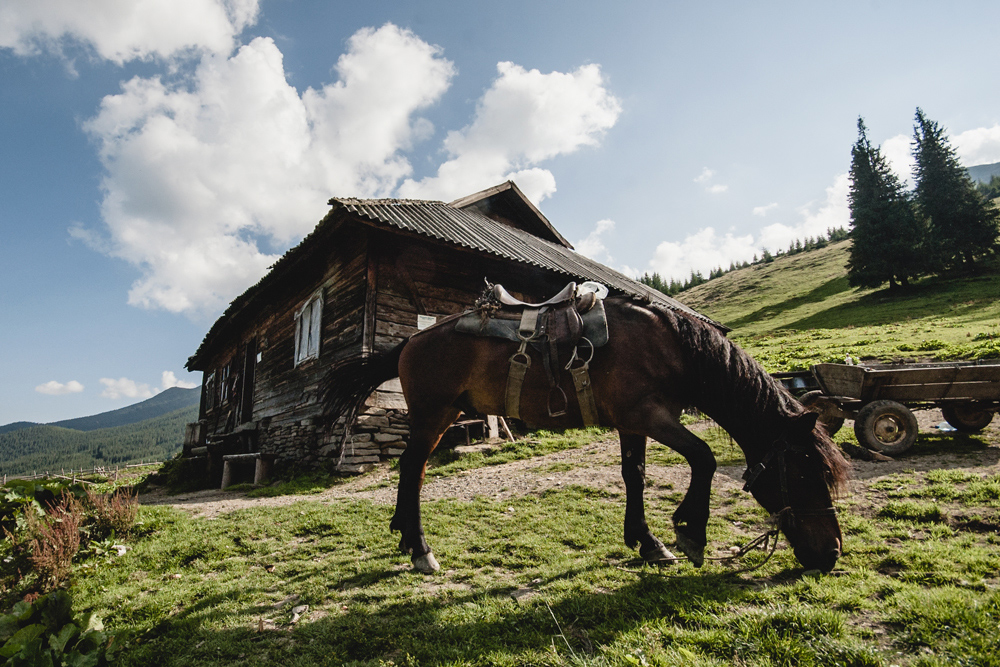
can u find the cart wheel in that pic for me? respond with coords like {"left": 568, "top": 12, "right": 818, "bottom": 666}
{"left": 799, "top": 390, "right": 845, "bottom": 436}
{"left": 941, "top": 403, "right": 994, "bottom": 433}
{"left": 853, "top": 400, "right": 918, "bottom": 455}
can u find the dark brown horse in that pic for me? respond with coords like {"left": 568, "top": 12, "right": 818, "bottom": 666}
{"left": 325, "top": 296, "right": 849, "bottom": 574}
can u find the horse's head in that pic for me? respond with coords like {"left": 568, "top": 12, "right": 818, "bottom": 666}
{"left": 744, "top": 412, "right": 849, "bottom": 573}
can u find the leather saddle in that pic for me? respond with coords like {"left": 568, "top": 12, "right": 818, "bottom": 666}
{"left": 455, "top": 282, "right": 609, "bottom": 424}
{"left": 455, "top": 282, "right": 608, "bottom": 347}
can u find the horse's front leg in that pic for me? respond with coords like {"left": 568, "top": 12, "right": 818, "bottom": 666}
{"left": 661, "top": 425, "right": 716, "bottom": 567}
{"left": 624, "top": 405, "right": 716, "bottom": 567}
{"left": 389, "top": 408, "right": 459, "bottom": 573}
{"left": 619, "top": 431, "right": 676, "bottom": 564}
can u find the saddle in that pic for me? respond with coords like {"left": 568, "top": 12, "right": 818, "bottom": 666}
{"left": 455, "top": 282, "right": 609, "bottom": 425}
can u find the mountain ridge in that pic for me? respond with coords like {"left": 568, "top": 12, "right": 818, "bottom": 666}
{"left": 0, "top": 387, "right": 200, "bottom": 435}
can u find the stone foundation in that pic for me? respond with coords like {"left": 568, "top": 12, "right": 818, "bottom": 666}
{"left": 258, "top": 404, "right": 410, "bottom": 469}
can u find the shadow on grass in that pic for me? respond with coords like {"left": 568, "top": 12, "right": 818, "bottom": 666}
{"left": 849, "top": 431, "right": 1000, "bottom": 480}
{"left": 726, "top": 276, "right": 852, "bottom": 330}
{"left": 785, "top": 274, "right": 1000, "bottom": 331}
{"left": 114, "top": 565, "right": 762, "bottom": 667}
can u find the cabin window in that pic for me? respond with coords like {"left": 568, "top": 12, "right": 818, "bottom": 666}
{"left": 219, "top": 362, "right": 232, "bottom": 404}
{"left": 204, "top": 372, "right": 216, "bottom": 411}
{"left": 294, "top": 289, "right": 323, "bottom": 366}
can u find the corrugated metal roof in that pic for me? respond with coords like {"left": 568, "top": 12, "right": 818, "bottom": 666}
{"left": 332, "top": 197, "right": 722, "bottom": 328}
{"left": 188, "top": 193, "right": 725, "bottom": 368}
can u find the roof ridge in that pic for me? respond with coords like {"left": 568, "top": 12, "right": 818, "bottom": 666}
{"left": 330, "top": 196, "right": 448, "bottom": 206}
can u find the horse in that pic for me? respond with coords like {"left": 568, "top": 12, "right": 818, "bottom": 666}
{"left": 324, "top": 295, "right": 850, "bottom": 574}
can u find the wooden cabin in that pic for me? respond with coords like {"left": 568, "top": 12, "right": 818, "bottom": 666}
{"left": 184, "top": 181, "right": 719, "bottom": 474}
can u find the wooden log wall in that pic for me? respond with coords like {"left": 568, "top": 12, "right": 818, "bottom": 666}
{"left": 197, "top": 226, "right": 368, "bottom": 462}
{"left": 372, "top": 232, "right": 577, "bottom": 352}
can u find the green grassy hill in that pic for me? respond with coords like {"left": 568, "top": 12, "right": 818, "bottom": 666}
{"left": 678, "top": 240, "right": 1000, "bottom": 371}
{"left": 0, "top": 403, "right": 197, "bottom": 477}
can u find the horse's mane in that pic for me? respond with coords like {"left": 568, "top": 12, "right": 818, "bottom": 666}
{"left": 647, "top": 302, "right": 850, "bottom": 495}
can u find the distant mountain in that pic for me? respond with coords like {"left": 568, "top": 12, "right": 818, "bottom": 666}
{"left": 0, "top": 388, "right": 202, "bottom": 476}
{"left": 967, "top": 161, "right": 1000, "bottom": 184}
{"left": 0, "top": 421, "right": 39, "bottom": 435}
{"left": 0, "top": 387, "right": 200, "bottom": 435}
{"left": 50, "top": 387, "right": 200, "bottom": 431}
{"left": 0, "top": 403, "right": 199, "bottom": 477}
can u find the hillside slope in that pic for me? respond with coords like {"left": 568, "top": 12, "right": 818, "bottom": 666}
{"left": 678, "top": 240, "right": 1000, "bottom": 371}
{"left": 0, "top": 404, "right": 197, "bottom": 477}
{"left": 50, "top": 386, "right": 199, "bottom": 431}
{"left": 0, "top": 387, "right": 199, "bottom": 435}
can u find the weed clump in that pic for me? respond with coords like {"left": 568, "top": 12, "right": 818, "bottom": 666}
{"left": 2, "top": 479, "right": 141, "bottom": 598}
{"left": 85, "top": 487, "right": 139, "bottom": 540}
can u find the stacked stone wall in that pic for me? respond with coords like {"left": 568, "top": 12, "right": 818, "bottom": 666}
{"left": 258, "top": 404, "right": 410, "bottom": 471}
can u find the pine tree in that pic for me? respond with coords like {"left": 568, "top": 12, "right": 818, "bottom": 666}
{"left": 847, "top": 117, "right": 925, "bottom": 290}
{"left": 912, "top": 108, "right": 999, "bottom": 270}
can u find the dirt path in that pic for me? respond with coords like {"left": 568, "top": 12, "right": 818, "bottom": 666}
{"left": 140, "top": 409, "right": 1000, "bottom": 519}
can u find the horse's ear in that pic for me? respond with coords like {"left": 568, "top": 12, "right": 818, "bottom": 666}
{"left": 797, "top": 411, "right": 819, "bottom": 433}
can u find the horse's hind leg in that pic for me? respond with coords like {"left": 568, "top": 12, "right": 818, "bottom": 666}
{"left": 390, "top": 405, "right": 461, "bottom": 573}
{"left": 619, "top": 431, "right": 677, "bottom": 565}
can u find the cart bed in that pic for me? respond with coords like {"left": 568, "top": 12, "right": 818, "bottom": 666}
{"left": 813, "top": 361, "right": 1000, "bottom": 403}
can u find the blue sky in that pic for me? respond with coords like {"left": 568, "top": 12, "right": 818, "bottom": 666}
{"left": 3, "top": 0, "right": 1000, "bottom": 425}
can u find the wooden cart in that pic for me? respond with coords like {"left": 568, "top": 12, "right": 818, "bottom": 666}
{"left": 789, "top": 361, "right": 1000, "bottom": 455}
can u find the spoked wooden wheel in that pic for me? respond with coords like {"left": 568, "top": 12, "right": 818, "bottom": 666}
{"left": 853, "top": 400, "right": 918, "bottom": 455}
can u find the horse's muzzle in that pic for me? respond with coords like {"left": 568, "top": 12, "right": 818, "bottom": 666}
{"left": 795, "top": 540, "right": 841, "bottom": 573}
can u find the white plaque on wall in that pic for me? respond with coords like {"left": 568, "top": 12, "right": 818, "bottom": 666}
{"left": 417, "top": 314, "right": 437, "bottom": 330}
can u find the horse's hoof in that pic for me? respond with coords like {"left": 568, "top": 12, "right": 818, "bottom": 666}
{"left": 640, "top": 543, "right": 678, "bottom": 566}
{"left": 412, "top": 552, "right": 440, "bottom": 574}
{"left": 675, "top": 533, "right": 705, "bottom": 567}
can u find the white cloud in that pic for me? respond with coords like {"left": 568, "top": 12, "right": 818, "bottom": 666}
{"left": 100, "top": 377, "right": 155, "bottom": 400}
{"left": 35, "top": 380, "right": 84, "bottom": 396}
{"left": 647, "top": 173, "right": 850, "bottom": 282}
{"left": 649, "top": 227, "right": 756, "bottom": 282}
{"left": 952, "top": 123, "right": 1000, "bottom": 167}
{"left": 759, "top": 173, "right": 850, "bottom": 252}
{"left": 694, "top": 168, "right": 714, "bottom": 183}
{"left": 0, "top": 0, "right": 259, "bottom": 64}
{"left": 161, "top": 370, "right": 198, "bottom": 390}
{"left": 80, "top": 25, "right": 456, "bottom": 316}
{"left": 752, "top": 202, "right": 778, "bottom": 217}
{"left": 575, "top": 219, "right": 616, "bottom": 264}
{"left": 882, "top": 133, "right": 914, "bottom": 187}
{"left": 879, "top": 123, "right": 1000, "bottom": 189}
{"left": 694, "top": 166, "right": 727, "bottom": 194}
{"left": 99, "top": 371, "right": 197, "bottom": 399}
{"left": 399, "top": 62, "right": 621, "bottom": 204}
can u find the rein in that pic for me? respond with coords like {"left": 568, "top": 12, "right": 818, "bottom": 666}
{"left": 615, "top": 526, "right": 782, "bottom": 575}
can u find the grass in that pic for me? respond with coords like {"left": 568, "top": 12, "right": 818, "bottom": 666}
{"left": 12, "top": 242, "right": 1000, "bottom": 665}
{"left": 21, "top": 424, "right": 992, "bottom": 666}
{"left": 681, "top": 241, "right": 1000, "bottom": 371}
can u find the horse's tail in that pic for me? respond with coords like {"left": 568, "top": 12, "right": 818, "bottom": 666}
{"left": 320, "top": 340, "right": 407, "bottom": 442}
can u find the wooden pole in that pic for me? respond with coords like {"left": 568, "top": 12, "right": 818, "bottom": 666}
{"left": 499, "top": 417, "right": 515, "bottom": 442}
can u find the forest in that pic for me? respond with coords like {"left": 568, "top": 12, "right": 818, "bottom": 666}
{"left": 0, "top": 404, "right": 196, "bottom": 477}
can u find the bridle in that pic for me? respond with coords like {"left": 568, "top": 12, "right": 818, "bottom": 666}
{"left": 741, "top": 439, "right": 838, "bottom": 526}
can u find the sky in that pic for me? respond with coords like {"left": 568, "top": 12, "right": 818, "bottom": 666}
{"left": 3, "top": 0, "right": 1000, "bottom": 426}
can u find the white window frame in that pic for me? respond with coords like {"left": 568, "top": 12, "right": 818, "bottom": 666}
{"left": 294, "top": 289, "right": 323, "bottom": 366}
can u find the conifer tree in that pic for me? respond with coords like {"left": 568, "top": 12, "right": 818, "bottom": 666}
{"left": 912, "top": 108, "right": 999, "bottom": 270}
{"left": 847, "top": 117, "right": 925, "bottom": 290}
